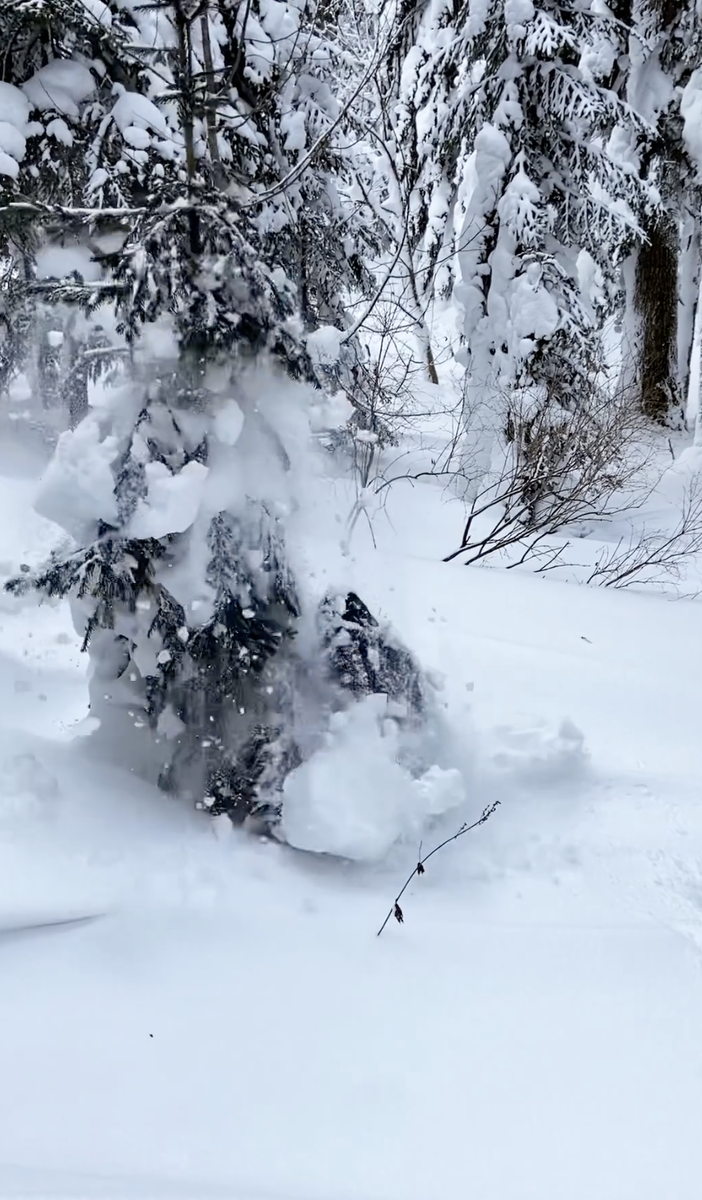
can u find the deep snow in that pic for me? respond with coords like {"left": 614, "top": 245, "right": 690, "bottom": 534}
{"left": 1, "top": 440, "right": 702, "bottom": 1200}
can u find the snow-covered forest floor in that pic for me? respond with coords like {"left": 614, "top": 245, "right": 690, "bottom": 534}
{"left": 2, "top": 412, "right": 702, "bottom": 1200}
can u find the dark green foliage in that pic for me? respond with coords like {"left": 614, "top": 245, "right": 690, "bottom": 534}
{"left": 319, "top": 591, "right": 426, "bottom": 717}
{"left": 6, "top": 533, "right": 163, "bottom": 650}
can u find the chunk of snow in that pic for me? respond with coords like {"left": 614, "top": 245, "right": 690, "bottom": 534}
{"left": 131, "top": 637, "right": 160, "bottom": 680}
{"left": 509, "top": 263, "right": 560, "bottom": 344}
{"left": 0, "top": 84, "right": 30, "bottom": 177}
{"left": 8, "top": 374, "right": 31, "bottom": 404}
{"left": 606, "top": 123, "right": 640, "bottom": 177}
{"left": 0, "top": 753, "right": 60, "bottom": 826}
{"left": 454, "top": 124, "right": 512, "bottom": 338}
{"left": 88, "top": 166, "right": 109, "bottom": 193}
{"left": 0, "top": 151, "right": 19, "bottom": 180}
{"left": 504, "top": 0, "right": 534, "bottom": 26}
{"left": 22, "top": 61, "right": 97, "bottom": 117}
{"left": 121, "top": 125, "right": 152, "bottom": 150}
{"left": 34, "top": 418, "right": 119, "bottom": 540}
{"left": 0, "top": 120, "right": 28, "bottom": 165}
{"left": 306, "top": 326, "right": 344, "bottom": 366}
{"left": 129, "top": 461, "right": 209, "bottom": 540}
{"left": 577, "top": 249, "right": 606, "bottom": 316}
{"left": 0, "top": 82, "right": 31, "bottom": 131}
{"left": 46, "top": 118, "right": 73, "bottom": 146}
{"left": 112, "top": 91, "right": 171, "bottom": 138}
{"left": 281, "top": 695, "right": 465, "bottom": 861}
{"left": 579, "top": 35, "right": 616, "bottom": 83}
{"left": 489, "top": 718, "right": 589, "bottom": 786}
{"left": 309, "top": 391, "right": 353, "bottom": 433}
{"left": 156, "top": 705, "right": 186, "bottom": 740}
{"left": 281, "top": 110, "right": 306, "bottom": 152}
{"left": 213, "top": 399, "right": 245, "bottom": 447}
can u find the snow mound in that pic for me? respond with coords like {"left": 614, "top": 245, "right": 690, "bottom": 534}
{"left": 488, "top": 717, "right": 589, "bottom": 787}
{"left": 281, "top": 694, "right": 465, "bottom": 861}
{"left": 0, "top": 751, "right": 60, "bottom": 826}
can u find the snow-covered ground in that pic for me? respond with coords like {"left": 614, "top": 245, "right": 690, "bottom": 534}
{"left": 1, "top": 440, "right": 702, "bottom": 1200}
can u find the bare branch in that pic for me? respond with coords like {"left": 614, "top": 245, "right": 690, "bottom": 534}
{"left": 377, "top": 801, "right": 501, "bottom": 937}
{"left": 585, "top": 475, "right": 702, "bottom": 590}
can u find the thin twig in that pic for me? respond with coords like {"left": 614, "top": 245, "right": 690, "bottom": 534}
{"left": 376, "top": 800, "right": 500, "bottom": 937}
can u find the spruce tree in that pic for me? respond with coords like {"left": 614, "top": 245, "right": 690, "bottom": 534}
{"left": 383, "top": 1, "right": 652, "bottom": 513}
{"left": 5, "top": 0, "right": 435, "bottom": 830}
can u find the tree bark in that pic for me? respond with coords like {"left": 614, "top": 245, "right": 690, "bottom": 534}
{"left": 634, "top": 210, "right": 680, "bottom": 424}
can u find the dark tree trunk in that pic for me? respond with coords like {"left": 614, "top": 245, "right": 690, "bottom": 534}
{"left": 634, "top": 211, "right": 679, "bottom": 424}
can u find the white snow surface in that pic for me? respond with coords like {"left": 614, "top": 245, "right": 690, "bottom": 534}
{"left": 1, "top": 437, "right": 702, "bottom": 1199}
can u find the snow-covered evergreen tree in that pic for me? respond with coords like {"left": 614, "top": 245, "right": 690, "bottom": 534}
{"left": 5, "top": 0, "right": 445, "bottom": 833}
{"left": 618, "top": 0, "right": 702, "bottom": 424}
{"left": 371, "top": 1, "right": 642, "bottom": 405}
{"left": 455, "top": 3, "right": 649, "bottom": 392}
{"left": 383, "top": 1, "right": 653, "bottom": 511}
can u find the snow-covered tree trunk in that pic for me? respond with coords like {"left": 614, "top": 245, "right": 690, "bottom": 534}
{"left": 681, "top": 50, "right": 702, "bottom": 432}
{"left": 454, "top": 123, "right": 514, "bottom": 500}
{"left": 677, "top": 211, "right": 701, "bottom": 414}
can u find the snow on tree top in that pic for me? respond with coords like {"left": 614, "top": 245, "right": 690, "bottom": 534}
{"left": 22, "top": 60, "right": 97, "bottom": 118}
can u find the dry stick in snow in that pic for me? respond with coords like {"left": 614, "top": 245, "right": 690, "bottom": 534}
{"left": 376, "top": 800, "right": 500, "bottom": 937}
